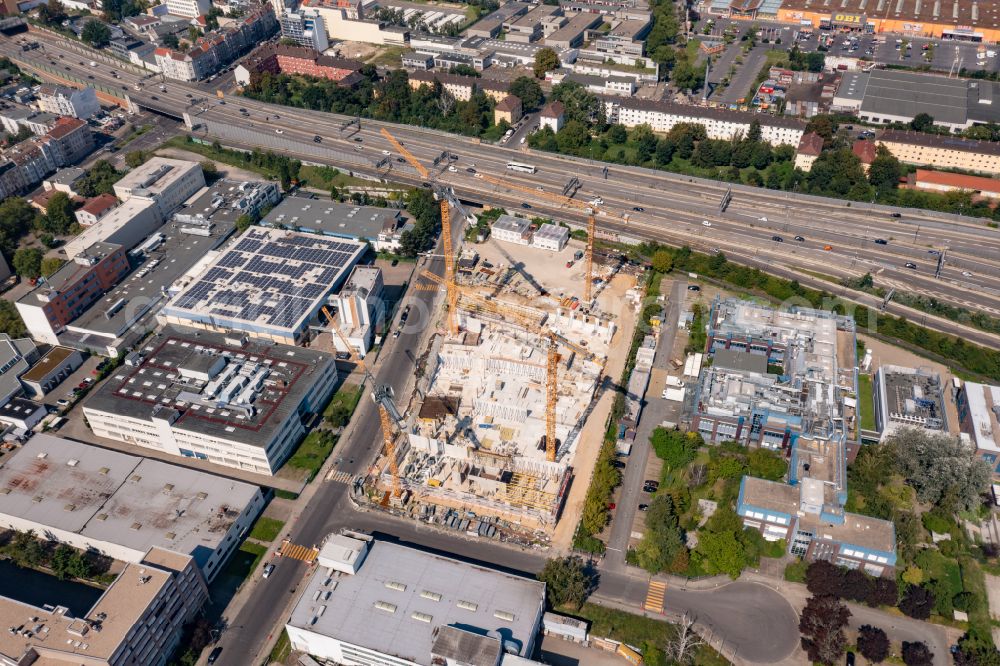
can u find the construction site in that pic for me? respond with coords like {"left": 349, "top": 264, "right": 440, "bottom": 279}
{"left": 342, "top": 129, "right": 641, "bottom": 546}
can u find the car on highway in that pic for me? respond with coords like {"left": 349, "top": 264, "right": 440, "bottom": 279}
{"left": 354, "top": 137, "right": 363, "bottom": 142}
{"left": 396, "top": 157, "right": 405, "bottom": 163}
{"left": 702, "top": 220, "right": 712, "bottom": 227}
{"left": 905, "top": 262, "right": 917, "bottom": 269}
{"left": 890, "top": 212, "right": 902, "bottom": 218}
{"left": 87, "top": 74, "right": 94, "bottom": 79}
{"left": 262, "top": 563, "right": 275, "bottom": 578}
{"left": 150, "top": 95, "right": 158, "bottom": 100}
{"left": 794, "top": 235, "right": 805, "bottom": 241}
{"left": 313, "top": 136, "right": 321, "bottom": 143}
{"left": 448, "top": 165, "right": 457, "bottom": 172}
{"left": 275, "top": 129, "right": 283, "bottom": 134}
{"left": 823, "top": 245, "right": 833, "bottom": 251}
{"left": 466, "top": 167, "right": 476, "bottom": 173}
{"left": 772, "top": 235, "right": 783, "bottom": 242}
{"left": 521, "top": 203, "right": 532, "bottom": 209}
{"left": 962, "top": 271, "right": 973, "bottom": 277}
{"left": 589, "top": 197, "right": 603, "bottom": 206}
{"left": 207, "top": 647, "right": 223, "bottom": 664}
{"left": 186, "top": 93, "right": 193, "bottom": 98}
{"left": 874, "top": 238, "right": 888, "bottom": 245}
{"left": 633, "top": 206, "right": 644, "bottom": 212}
{"left": 759, "top": 216, "right": 768, "bottom": 222}
{"left": 381, "top": 150, "right": 391, "bottom": 156}
{"left": 928, "top": 249, "right": 941, "bottom": 255}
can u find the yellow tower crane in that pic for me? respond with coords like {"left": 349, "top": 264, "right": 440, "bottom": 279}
{"left": 322, "top": 306, "right": 403, "bottom": 498}
{"left": 380, "top": 128, "right": 460, "bottom": 336}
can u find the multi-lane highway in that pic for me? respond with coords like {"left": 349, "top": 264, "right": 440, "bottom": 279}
{"left": 7, "top": 31, "right": 1000, "bottom": 353}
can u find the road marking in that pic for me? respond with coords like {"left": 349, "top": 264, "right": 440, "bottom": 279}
{"left": 644, "top": 580, "right": 666, "bottom": 614}
{"left": 279, "top": 541, "right": 319, "bottom": 562}
{"left": 326, "top": 469, "right": 353, "bottom": 483}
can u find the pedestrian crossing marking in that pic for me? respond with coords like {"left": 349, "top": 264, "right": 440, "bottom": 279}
{"left": 279, "top": 541, "right": 318, "bottom": 562}
{"left": 326, "top": 469, "right": 352, "bottom": 483}
{"left": 644, "top": 580, "right": 666, "bottom": 614}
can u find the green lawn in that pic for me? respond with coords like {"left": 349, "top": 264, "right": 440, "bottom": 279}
{"left": 269, "top": 629, "right": 292, "bottom": 663}
{"left": 857, "top": 374, "right": 876, "bottom": 431}
{"left": 285, "top": 430, "right": 338, "bottom": 481}
{"left": 368, "top": 45, "right": 407, "bottom": 67}
{"left": 218, "top": 541, "right": 268, "bottom": 588}
{"left": 298, "top": 165, "right": 374, "bottom": 191}
{"left": 157, "top": 136, "right": 279, "bottom": 179}
{"left": 248, "top": 516, "right": 285, "bottom": 542}
{"left": 324, "top": 383, "right": 364, "bottom": 427}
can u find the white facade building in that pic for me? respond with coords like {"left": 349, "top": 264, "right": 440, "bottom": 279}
{"left": 492, "top": 215, "right": 533, "bottom": 245}
{"left": 113, "top": 157, "right": 206, "bottom": 222}
{"left": 83, "top": 327, "right": 339, "bottom": 475}
{"left": 608, "top": 98, "right": 805, "bottom": 147}
{"left": 164, "top": 0, "right": 210, "bottom": 18}
{"left": 280, "top": 8, "right": 329, "bottom": 50}
{"left": 332, "top": 266, "right": 384, "bottom": 358}
{"left": 36, "top": 84, "right": 101, "bottom": 120}
{"left": 531, "top": 223, "right": 569, "bottom": 251}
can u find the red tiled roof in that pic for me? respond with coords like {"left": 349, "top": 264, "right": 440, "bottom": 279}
{"left": 496, "top": 95, "right": 520, "bottom": 112}
{"left": 852, "top": 139, "right": 877, "bottom": 164}
{"left": 80, "top": 193, "right": 118, "bottom": 217}
{"left": 797, "top": 131, "right": 824, "bottom": 157}
{"left": 46, "top": 117, "right": 86, "bottom": 140}
{"left": 912, "top": 169, "right": 1000, "bottom": 193}
{"left": 541, "top": 101, "right": 564, "bottom": 118}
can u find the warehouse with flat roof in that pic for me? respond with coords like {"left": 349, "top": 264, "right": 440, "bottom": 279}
{"left": 286, "top": 534, "right": 546, "bottom": 665}
{"left": 83, "top": 326, "right": 339, "bottom": 475}
{"left": 159, "top": 227, "right": 365, "bottom": 345}
{"left": 0, "top": 434, "right": 264, "bottom": 581}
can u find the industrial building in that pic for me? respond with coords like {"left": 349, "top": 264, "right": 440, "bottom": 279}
{"left": 956, "top": 381, "right": 1000, "bottom": 476}
{"left": 492, "top": 215, "right": 533, "bottom": 246}
{"left": 83, "top": 326, "right": 339, "bottom": 475}
{"left": 286, "top": 533, "right": 546, "bottom": 666}
{"left": 160, "top": 227, "right": 365, "bottom": 345}
{"left": 331, "top": 265, "right": 384, "bottom": 358}
{"left": 62, "top": 199, "right": 160, "bottom": 259}
{"left": 0, "top": 334, "right": 39, "bottom": 406}
{"left": 16, "top": 242, "right": 131, "bottom": 346}
{"left": 0, "top": 546, "right": 207, "bottom": 666}
{"left": 259, "top": 196, "right": 410, "bottom": 251}
{"left": 19, "top": 345, "right": 83, "bottom": 396}
{"left": 113, "top": 157, "right": 206, "bottom": 222}
{"left": 873, "top": 365, "right": 947, "bottom": 439}
{"left": 832, "top": 69, "right": 1000, "bottom": 131}
{"left": 701, "top": 299, "right": 898, "bottom": 574}
{"left": 0, "top": 434, "right": 264, "bottom": 581}
{"left": 45, "top": 181, "right": 246, "bottom": 357}
{"left": 692, "top": 298, "right": 858, "bottom": 450}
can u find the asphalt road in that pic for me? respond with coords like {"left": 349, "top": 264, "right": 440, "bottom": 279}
{"left": 10, "top": 33, "right": 1000, "bottom": 353}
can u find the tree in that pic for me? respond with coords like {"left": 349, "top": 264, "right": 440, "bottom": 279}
{"left": 910, "top": 113, "right": 935, "bottom": 132}
{"left": 607, "top": 124, "right": 628, "bottom": 144}
{"left": 747, "top": 448, "right": 787, "bottom": 480}
{"left": 868, "top": 145, "right": 902, "bottom": 192}
{"left": 41, "top": 191, "right": 76, "bottom": 235}
{"left": 665, "top": 613, "right": 704, "bottom": 664}
{"left": 899, "top": 584, "right": 935, "bottom": 620}
{"left": 651, "top": 249, "right": 674, "bottom": 273}
{"left": 635, "top": 494, "right": 687, "bottom": 573}
{"left": 81, "top": 20, "right": 112, "bottom": 48}
{"left": 75, "top": 161, "right": 123, "bottom": 197}
{"left": 162, "top": 33, "right": 180, "bottom": 49}
{"left": 799, "top": 595, "right": 850, "bottom": 666}
{"left": 0, "top": 198, "right": 39, "bottom": 257}
{"left": 537, "top": 555, "right": 591, "bottom": 610}
{"left": 200, "top": 161, "right": 219, "bottom": 179}
{"left": 235, "top": 214, "right": 255, "bottom": 234}
{"left": 509, "top": 76, "right": 543, "bottom": 111}
{"left": 886, "top": 428, "right": 990, "bottom": 511}
{"left": 902, "top": 641, "right": 933, "bottom": 666}
{"left": 857, "top": 625, "right": 889, "bottom": 663}
{"left": 12, "top": 248, "right": 42, "bottom": 279}
{"left": 41, "top": 257, "right": 64, "bottom": 278}
{"left": 37, "top": 0, "right": 66, "bottom": 24}
{"left": 0, "top": 301, "right": 26, "bottom": 338}
{"left": 695, "top": 529, "right": 745, "bottom": 578}
{"left": 533, "top": 47, "right": 560, "bottom": 78}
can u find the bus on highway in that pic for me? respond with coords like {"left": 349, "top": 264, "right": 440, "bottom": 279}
{"left": 506, "top": 161, "right": 537, "bottom": 174}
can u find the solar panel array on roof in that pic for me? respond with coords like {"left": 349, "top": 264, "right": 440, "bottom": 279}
{"left": 167, "top": 229, "right": 364, "bottom": 332}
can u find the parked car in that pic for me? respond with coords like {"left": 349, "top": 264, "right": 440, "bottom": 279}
{"left": 687, "top": 285, "right": 700, "bottom": 291}
{"left": 638, "top": 504, "right": 650, "bottom": 512}
{"left": 207, "top": 647, "right": 223, "bottom": 664}
{"left": 262, "top": 563, "right": 275, "bottom": 578}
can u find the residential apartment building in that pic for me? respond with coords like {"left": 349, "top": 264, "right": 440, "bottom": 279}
{"left": 408, "top": 70, "right": 477, "bottom": 101}
{"left": 495, "top": 94, "right": 523, "bottom": 125}
{"left": 0, "top": 107, "right": 58, "bottom": 135}
{"left": 16, "top": 242, "right": 130, "bottom": 345}
{"left": 608, "top": 97, "right": 805, "bottom": 147}
{"left": 0, "top": 117, "right": 94, "bottom": 199}
{"left": 83, "top": 327, "right": 340, "bottom": 475}
{"left": 235, "top": 43, "right": 362, "bottom": 86}
{"left": 955, "top": 381, "right": 1000, "bottom": 477}
{"left": 279, "top": 7, "right": 329, "bottom": 50}
{"left": 41, "top": 116, "right": 94, "bottom": 165}
{"left": 794, "top": 131, "right": 824, "bottom": 172}
{"left": 156, "top": 5, "right": 278, "bottom": 80}
{"left": 36, "top": 84, "right": 100, "bottom": 119}
{"left": 113, "top": 157, "right": 206, "bottom": 221}
{"left": 540, "top": 100, "right": 565, "bottom": 131}
{"left": 75, "top": 192, "right": 119, "bottom": 226}
{"left": 877, "top": 130, "right": 1000, "bottom": 176}
{"left": 906, "top": 169, "right": 1000, "bottom": 199}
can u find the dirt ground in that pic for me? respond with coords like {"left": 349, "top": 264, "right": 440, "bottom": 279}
{"left": 471, "top": 235, "right": 593, "bottom": 304}
{"left": 984, "top": 574, "right": 1000, "bottom": 621}
{"left": 551, "top": 272, "right": 639, "bottom": 551}
{"left": 339, "top": 42, "right": 380, "bottom": 61}
{"left": 858, "top": 333, "right": 961, "bottom": 435}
